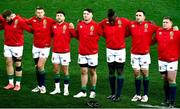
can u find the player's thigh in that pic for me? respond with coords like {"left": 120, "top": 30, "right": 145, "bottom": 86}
{"left": 60, "top": 52, "right": 71, "bottom": 66}
{"left": 114, "top": 48, "right": 126, "bottom": 63}
{"left": 106, "top": 48, "right": 115, "bottom": 63}
{"left": 11, "top": 46, "right": 23, "bottom": 58}
{"left": 131, "top": 54, "right": 140, "bottom": 70}
{"left": 78, "top": 54, "right": 88, "bottom": 65}
{"left": 4, "top": 45, "right": 12, "bottom": 58}
{"left": 52, "top": 52, "right": 60, "bottom": 64}
{"left": 158, "top": 60, "right": 167, "bottom": 72}
{"left": 39, "top": 47, "right": 50, "bottom": 58}
{"left": 140, "top": 53, "right": 150, "bottom": 70}
{"left": 32, "top": 46, "right": 40, "bottom": 59}
{"left": 87, "top": 54, "right": 98, "bottom": 67}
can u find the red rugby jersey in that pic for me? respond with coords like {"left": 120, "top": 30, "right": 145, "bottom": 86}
{"left": 27, "top": 16, "right": 55, "bottom": 48}
{"left": 128, "top": 21, "right": 158, "bottom": 54}
{"left": 2, "top": 15, "right": 32, "bottom": 46}
{"left": 0, "top": 15, "right": 3, "bottom": 30}
{"left": 100, "top": 17, "right": 130, "bottom": 49}
{"left": 77, "top": 20, "right": 102, "bottom": 55}
{"left": 52, "top": 22, "right": 76, "bottom": 53}
{"left": 155, "top": 28, "right": 180, "bottom": 62}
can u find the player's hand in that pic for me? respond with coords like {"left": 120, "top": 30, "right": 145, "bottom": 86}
{"left": 173, "top": 26, "right": 179, "bottom": 31}
{"left": 148, "top": 20, "right": 156, "bottom": 25}
{"left": 69, "top": 23, "right": 74, "bottom": 29}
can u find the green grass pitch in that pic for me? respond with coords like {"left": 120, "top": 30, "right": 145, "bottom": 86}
{"left": 0, "top": 0, "right": 179, "bottom": 108}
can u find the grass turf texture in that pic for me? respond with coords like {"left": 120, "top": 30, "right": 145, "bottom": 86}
{"left": 0, "top": 0, "right": 180, "bottom": 108}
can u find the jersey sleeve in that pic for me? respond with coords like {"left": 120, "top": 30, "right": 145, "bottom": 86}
{"left": 0, "top": 16, "right": 4, "bottom": 30}
{"left": 98, "top": 20, "right": 106, "bottom": 37}
{"left": 68, "top": 23, "right": 77, "bottom": 38}
{"left": 19, "top": 18, "right": 32, "bottom": 33}
{"left": 97, "top": 23, "right": 103, "bottom": 36}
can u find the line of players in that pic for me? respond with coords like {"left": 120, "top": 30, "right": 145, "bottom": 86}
{"left": 0, "top": 6, "right": 179, "bottom": 108}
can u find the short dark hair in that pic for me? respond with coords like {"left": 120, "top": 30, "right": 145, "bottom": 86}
{"left": 36, "top": 6, "right": 44, "bottom": 10}
{"left": 107, "top": 9, "right": 115, "bottom": 18}
{"left": 136, "top": 9, "right": 146, "bottom": 16}
{"left": 163, "top": 16, "right": 172, "bottom": 21}
{"left": 84, "top": 8, "right": 93, "bottom": 13}
{"left": 56, "top": 10, "right": 65, "bottom": 16}
{"left": 2, "top": 9, "right": 12, "bottom": 19}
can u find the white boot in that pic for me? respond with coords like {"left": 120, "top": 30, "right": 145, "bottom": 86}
{"left": 64, "top": 84, "right": 69, "bottom": 96}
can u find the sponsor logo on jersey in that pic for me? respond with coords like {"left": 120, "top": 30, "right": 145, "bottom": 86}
{"left": 33, "top": 19, "right": 36, "bottom": 22}
{"left": 53, "top": 25, "right": 57, "bottom": 29}
{"left": 159, "top": 32, "right": 162, "bottom": 35}
{"left": 131, "top": 24, "right": 135, "bottom": 28}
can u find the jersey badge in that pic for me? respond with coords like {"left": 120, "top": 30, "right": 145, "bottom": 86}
{"left": 14, "top": 19, "right": 18, "bottom": 28}
{"left": 43, "top": 19, "right": 47, "bottom": 28}
{"left": 118, "top": 20, "right": 122, "bottom": 27}
{"left": 170, "top": 31, "right": 174, "bottom": 39}
{"left": 63, "top": 25, "right": 67, "bottom": 34}
{"left": 144, "top": 23, "right": 148, "bottom": 32}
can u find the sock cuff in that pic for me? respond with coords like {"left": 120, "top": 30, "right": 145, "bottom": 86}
{"left": 8, "top": 75, "right": 14, "bottom": 79}
{"left": 169, "top": 83, "right": 176, "bottom": 87}
{"left": 81, "top": 86, "right": 87, "bottom": 91}
{"left": 135, "top": 76, "right": 142, "bottom": 80}
{"left": 54, "top": 73, "right": 60, "bottom": 79}
{"left": 64, "top": 75, "right": 70, "bottom": 80}
{"left": 39, "top": 69, "right": 45, "bottom": 74}
{"left": 15, "top": 76, "right": 22, "bottom": 82}
{"left": 117, "top": 76, "right": 124, "bottom": 79}
{"left": 109, "top": 74, "right": 115, "bottom": 77}
{"left": 143, "top": 76, "right": 149, "bottom": 80}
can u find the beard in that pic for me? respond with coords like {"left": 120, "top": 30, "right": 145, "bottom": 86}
{"left": 108, "top": 18, "right": 115, "bottom": 26}
{"left": 7, "top": 19, "right": 13, "bottom": 24}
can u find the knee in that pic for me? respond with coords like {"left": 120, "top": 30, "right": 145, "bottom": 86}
{"left": 6, "top": 59, "right": 13, "bottom": 66}
{"left": 37, "top": 62, "right": 44, "bottom": 69}
{"left": 16, "top": 66, "right": 22, "bottom": 72}
{"left": 116, "top": 62, "right": 125, "bottom": 75}
{"left": 53, "top": 68, "right": 59, "bottom": 74}
{"left": 90, "top": 68, "right": 96, "bottom": 76}
{"left": 81, "top": 68, "right": 88, "bottom": 75}
{"left": 134, "top": 70, "right": 140, "bottom": 77}
{"left": 108, "top": 62, "right": 115, "bottom": 74}
{"left": 167, "top": 77, "right": 175, "bottom": 83}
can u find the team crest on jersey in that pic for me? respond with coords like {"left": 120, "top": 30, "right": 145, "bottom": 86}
{"left": 118, "top": 20, "right": 122, "bottom": 27}
{"left": 159, "top": 32, "right": 162, "bottom": 35}
{"left": 170, "top": 31, "right": 174, "bottom": 39}
{"left": 131, "top": 24, "right": 135, "bottom": 28}
{"left": 62, "top": 25, "right": 67, "bottom": 34}
{"left": 90, "top": 26, "right": 94, "bottom": 35}
{"left": 43, "top": 19, "right": 47, "bottom": 28}
{"left": 144, "top": 23, "right": 148, "bottom": 32}
{"left": 80, "top": 25, "right": 83, "bottom": 29}
{"left": 14, "top": 19, "right": 18, "bottom": 28}
{"left": 90, "top": 26, "right": 94, "bottom": 31}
